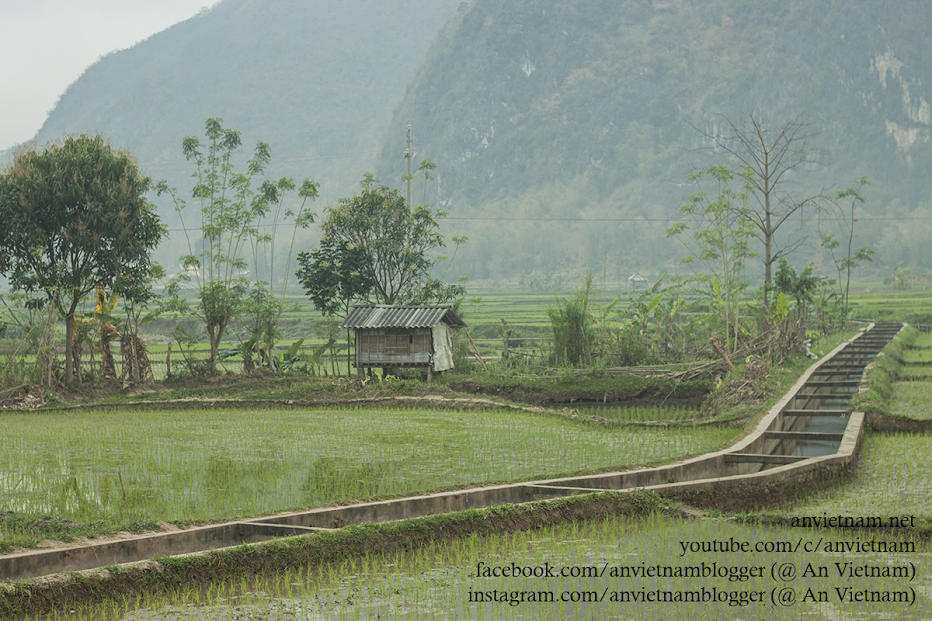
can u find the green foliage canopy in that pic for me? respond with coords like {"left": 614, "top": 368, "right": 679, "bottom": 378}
{"left": 317, "top": 174, "right": 464, "bottom": 305}
{"left": 0, "top": 133, "right": 165, "bottom": 383}
{"left": 774, "top": 258, "right": 823, "bottom": 323}
{"left": 667, "top": 165, "right": 756, "bottom": 351}
{"left": 157, "top": 118, "right": 318, "bottom": 373}
{"left": 296, "top": 237, "right": 375, "bottom": 317}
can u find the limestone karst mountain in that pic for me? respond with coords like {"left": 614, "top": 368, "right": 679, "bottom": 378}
{"left": 26, "top": 0, "right": 459, "bottom": 268}
{"left": 377, "top": 0, "right": 932, "bottom": 279}
{"left": 18, "top": 0, "right": 932, "bottom": 281}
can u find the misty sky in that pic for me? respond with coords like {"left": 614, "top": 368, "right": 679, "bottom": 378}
{"left": 1, "top": 0, "right": 211, "bottom": 153}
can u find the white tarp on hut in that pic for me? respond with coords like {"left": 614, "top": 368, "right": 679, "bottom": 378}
{"left": 432, "top": 321, "right": 454, "bottom": 371}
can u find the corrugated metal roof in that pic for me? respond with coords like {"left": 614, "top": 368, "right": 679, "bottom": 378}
{"left": 340, "top": 305, "right": 466, "bottom": 329}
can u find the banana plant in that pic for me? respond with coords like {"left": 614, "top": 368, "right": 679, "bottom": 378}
{"left": 627, "top": 273, "right": 667, "bottom": 348}
{"left": 258, "top": 338, "right": 319, "bottom": 374}
{"left": 749, "top": 291, "right": 790, "bottom": 325}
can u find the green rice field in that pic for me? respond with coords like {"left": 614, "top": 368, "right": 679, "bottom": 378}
{"left": 900, "top": 347, "right": 932, "bottom": 363}
{"left": 846, "top": 288, "right": 932, "bottom": 323}
{"left": 891, "top": 330, "right": 932, "bottom": 403}
{"left": 788, "top": 432, "right": 932, "bottom": 517}
{"left": 579, "top": 404, "right": 698, "bottom": 422}
{"left": 5, "top": 304, "right": 932, "bottom": 619}
{"left": 898, "top": 364, "right": 932, "bottom": 379}
{"left": 0, "top": 406, "right": 739, "bottom": 526}
{"left": 42, "top": 514, "right": 931, "bottom": 620}
{"left": 892, "top": 381, "right": 932, "bottom": 419}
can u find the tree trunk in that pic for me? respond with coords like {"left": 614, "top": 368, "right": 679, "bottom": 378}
{"left": 764, "top": 224, "right": 772, "bottom": 307}
{"left": 210, "top": 337, "right": 220, "bottom": 374}
{"left": 844, "top": 202, "right": 854, "bottom": 320}
{"left": 101, "top": 329, "right": 116, "bottom": 379}
{"left": 38, "top": 306, "right": 55, "bottom": 387}
{"left": 131, "top": 337, "right": 141, "bottom": 383}
{"left": 207, "top": 323, "right": 226, "bottom": 375}
{"left": 215, "top": 322, "right": 228, "bottom": 373}
{"left": 709, "top": 334, "right": 735, "bottom": 372}
{"left": 72, "top": 340, "right": 82, "bottom": 384}
{"left": 65, "top": 314, "right": 74, "bottom": 384}
{"left": 121, "top": 335, "right": 144, "bottom": 383}
{"left": 206, "top": 325, "right": 217, "bottom": 374}
{"left": 499, "top": 318, "right": 511, "bottom": 359}
{"left": 128, "top": 335, "right": 153, "bottom": 384}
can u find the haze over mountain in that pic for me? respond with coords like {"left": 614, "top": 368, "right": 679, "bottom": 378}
{"left": 22, "top": 0, "right": 460, "bottom": 269}
{"left": 377, "top": 0, "right": 932, "bottom": 282}
{"left": 15, "top": 0, "right": 932, "bottom": 285}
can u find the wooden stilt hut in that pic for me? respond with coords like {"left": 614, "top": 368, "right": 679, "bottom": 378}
{"left": 340, "top": 305, "right": 466, "bottom": 380}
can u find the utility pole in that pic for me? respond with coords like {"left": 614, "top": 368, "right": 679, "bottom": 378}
{"left": 404, "top": 125, "right": 413, "bottom": 208}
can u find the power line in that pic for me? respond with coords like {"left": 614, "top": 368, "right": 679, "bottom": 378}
{"left": 445, "top": 216, "right": 672, "bottom": 222}
{"left": 442, "top": 215, "right": 932, "bottom": 223}
{"left": 156, "top": 214, "right": 932, "bottom": 234}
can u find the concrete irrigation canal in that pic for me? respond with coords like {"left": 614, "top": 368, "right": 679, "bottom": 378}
{"left": 0, "top": 323, "right": 903, "bottom": 582}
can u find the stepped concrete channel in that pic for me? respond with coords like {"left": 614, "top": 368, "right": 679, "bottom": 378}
{"left": 1, "top": 323, "right": 903, "bottom": 582}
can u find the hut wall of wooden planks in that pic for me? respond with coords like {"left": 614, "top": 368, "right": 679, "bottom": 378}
{"left": 340, "top": 305, "right": 466, "bottom": 378}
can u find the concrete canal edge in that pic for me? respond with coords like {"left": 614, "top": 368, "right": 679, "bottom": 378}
{"left": 0, "top": 490, "right": 676, "bottom": 617}
{"left": 0, "top": 323, "right": 910, "bottom": 616}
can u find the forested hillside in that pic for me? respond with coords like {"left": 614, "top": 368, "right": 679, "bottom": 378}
{"left": 18, "top": 0, "right": 932, "bottom": 285}
{"left": 377, "top": 0, "right": 932, "bottom": 282}
{"left": 26, "top": 0, "right": 459, "bottom": 267}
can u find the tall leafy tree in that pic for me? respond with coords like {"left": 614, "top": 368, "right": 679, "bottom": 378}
{"left": 690, "top": 113, "right": 829, "bottom": 306}
{"left": 667, "top": 165, "right": 757, "bottom": 351}
{"left": 821, "top": 176, "right": 874, "bottom": 321}
{"left": 296, "top": 238, "right": 375, "bottom": 318}
{"left": 296, "top": 238, "right": 376, "bottom": 376}
{"left": 157, "top": 118, "right": 316, "bottom": 373}
{"left": 317, "top": 174, "right": 465, "bottom": 306}
{"left": 774, "top": 258, "right": 823, "bottom": 325}
{"left": 0, "top": 133, "right": 164, "bottom": 383}
{"left": 242, "top": 176, "right": 318, "bottom": 371}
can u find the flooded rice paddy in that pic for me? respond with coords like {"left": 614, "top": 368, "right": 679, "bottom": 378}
{"left": 0, "top": 406, "right": 738, "bottom": 525}
{"left": 43, "top": 514, "right": 930, "bottom": 620}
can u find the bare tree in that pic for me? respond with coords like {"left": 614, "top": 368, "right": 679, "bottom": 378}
{"left": 690, "top": 113, "right": 829, "bottom": 306}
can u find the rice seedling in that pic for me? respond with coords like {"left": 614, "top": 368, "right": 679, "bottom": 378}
{"left": 788, "top": 432, "right": 932, "bottom": 517}
{"left": 0, "top": 406, "right": 739, "bottom": 530}
{"left": 892, "top": 381, "right": 932, "bottom": 419}
{"left": 52, "top": 512, "right": 931, "bottom": 620}
{"left": 912, "top": 332, "right": 932, "bottom": 349}
{"left": 580, "top": 404, "right": 698, "bottom": 422}
{"left": 900, "top": 347, "right": 932, "bottom": 364}
{"left": 898, "top": 364, "right": 932, "bottom": 380}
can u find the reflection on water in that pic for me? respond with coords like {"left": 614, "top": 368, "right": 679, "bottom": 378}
{"left": 791, "top": 440, "right": 839, "bottom": 458}
{"left": 802, "top": 415, "right": 849, "bottom": 435}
